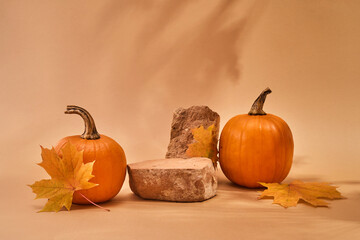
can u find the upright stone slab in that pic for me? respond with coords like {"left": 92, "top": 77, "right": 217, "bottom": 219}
{"left": 166, "top": 106, "right": 220, "bottom": 159}
{"left": 128, "top": 158, "right": 217, "bottom": 202}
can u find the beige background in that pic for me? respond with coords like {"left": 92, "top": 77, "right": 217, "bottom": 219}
{"left": 0, "top": 0, "right": 359, "bottom": 239}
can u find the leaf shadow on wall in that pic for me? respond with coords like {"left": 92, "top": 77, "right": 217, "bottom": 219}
{"left": 134, "top": 0, "right": 268, "bottom": 100}
{"left": 101, "top": 0, "right": 269, "bottom": 102}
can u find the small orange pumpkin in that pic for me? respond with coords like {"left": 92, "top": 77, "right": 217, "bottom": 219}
{"left": 55, "top": 105, "right": 127, "bottom": 204}
{"left": 219, "top": 88, "right": 294, "bottom": 188}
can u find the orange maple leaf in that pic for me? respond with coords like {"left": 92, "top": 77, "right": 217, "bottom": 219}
{"left": 186, "top": 124, "right": 218, "bottom": 167}
{"left": 258, "top": 180, "right": 344, "bottom": 208}
{"left": 29, "top": 143, "right": 98, "bottom": 212}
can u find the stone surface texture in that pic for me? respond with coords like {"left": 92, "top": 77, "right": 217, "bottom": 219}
{"left": 127, "top": 158, "right": 217, "bottom": 202}
{"left": 166, "top": 105, "right": 220, "bottom": 159}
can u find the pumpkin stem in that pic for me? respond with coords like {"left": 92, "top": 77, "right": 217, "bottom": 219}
{"left": 65, "top": 105, "right": 100, "bottom": 140}
{"left": 248, "top": 88, "right": 272, "bottom": 115}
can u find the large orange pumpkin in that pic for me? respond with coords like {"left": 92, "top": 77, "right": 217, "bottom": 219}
{"left": 55, "top": 105, "right": 127, "bottom": 204}
{"left": 219, "top": 88, "right": 294, "bottom": 188}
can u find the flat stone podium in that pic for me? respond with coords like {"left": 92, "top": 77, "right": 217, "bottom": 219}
{"left": 127, "top": 158, "right": 217, "bottom": 202}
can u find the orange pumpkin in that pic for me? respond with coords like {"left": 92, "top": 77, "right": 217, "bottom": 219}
{"left": 219, "top": 88, "right": 294, "bottom": 188}
{"left": 55, "top": 105, "right": 127, "bottom": 204}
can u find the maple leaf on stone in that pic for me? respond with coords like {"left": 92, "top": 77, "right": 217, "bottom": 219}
{"left": 258, "top": 180, "right": 344, "bottom": 208}
{"left": 29, "top": 143, "right": 98, "bottom": 212}
{"left": 186, "top": 124, "right": 218, "bottom": 167}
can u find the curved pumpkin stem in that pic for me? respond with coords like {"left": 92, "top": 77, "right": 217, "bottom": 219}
{"left": 65, "top": 105, "right": 100, "bottom": 140}
{"left": 248, "top": 88, "right": 272, "bottom": 115}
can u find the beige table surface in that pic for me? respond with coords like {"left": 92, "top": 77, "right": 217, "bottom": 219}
{"left": 1, "top": 0, "right": 359, "bottom": 239}
{"left": 1, "top": 168, "right": 359, "bottom": 240}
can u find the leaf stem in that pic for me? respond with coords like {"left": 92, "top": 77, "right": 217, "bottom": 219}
{"left": 78, "top": 192, "right": 110, "bottom": 212}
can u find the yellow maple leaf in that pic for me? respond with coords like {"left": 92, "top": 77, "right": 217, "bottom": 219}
{"left": 258, "top": 180, "right": 344, "bottom": 208}
{"left": 29, "top": 143, "right": 98, "bottom": 212}
{"left": 186, "top": 124, "right": 218, "bottom": 167}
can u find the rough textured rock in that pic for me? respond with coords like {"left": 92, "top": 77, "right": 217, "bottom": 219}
{"left": 127, "top": 158, "right": 217, "bottom": 202}
{"left": 166, "top": 106, "right": 220, "bottom": 159}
